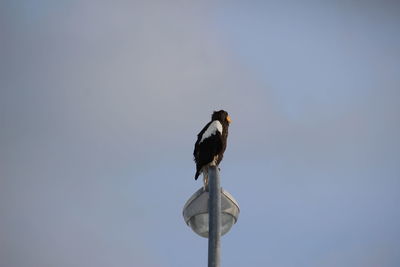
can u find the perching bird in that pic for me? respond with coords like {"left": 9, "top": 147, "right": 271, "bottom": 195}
{"left": 193, "top": 110, "right": 231, "bottom": 187}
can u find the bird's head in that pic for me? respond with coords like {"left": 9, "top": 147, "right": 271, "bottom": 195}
{"left": 212, "top": 110, "right": 231, "bottom": 125}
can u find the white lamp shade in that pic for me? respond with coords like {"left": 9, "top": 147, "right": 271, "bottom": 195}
{"left": 183, "top": 187, "right": 239, "bottom": 238}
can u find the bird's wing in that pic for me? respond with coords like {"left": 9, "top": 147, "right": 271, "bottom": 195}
{"left": 194, "top": 121, "right": 212, "bottom": 159}
{"left": 194, "top": 121, "right": 223, "bottom": 161}
{"left": 199, "top": 121, "right": 223, "bottom": 143}
{"left": 193, "top": 121, "right": 224, "bottom": 179}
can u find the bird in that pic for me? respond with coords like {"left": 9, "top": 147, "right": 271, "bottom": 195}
{"left": 193, "top": 110, "right": 231, "bottom": 188}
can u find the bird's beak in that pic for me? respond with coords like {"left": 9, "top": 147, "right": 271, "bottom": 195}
{"left": 226, "top": 115, "right": 232, "bottom": 123}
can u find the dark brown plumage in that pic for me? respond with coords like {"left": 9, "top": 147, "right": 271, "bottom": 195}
{"left": 193, "top": 110, "right": 231, "bottom": 180}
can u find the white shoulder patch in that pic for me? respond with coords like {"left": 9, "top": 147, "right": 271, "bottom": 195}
{"left": 200, "top": 120, "right": 223, "bottom": 143}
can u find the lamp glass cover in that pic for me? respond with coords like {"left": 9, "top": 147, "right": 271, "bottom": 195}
{"left": 188, "top": 213, "right": 235, "bottom": 238}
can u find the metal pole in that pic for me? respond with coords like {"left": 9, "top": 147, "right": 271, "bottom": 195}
{"left": 208, "top": 166, "right": 221, "bottom": 267}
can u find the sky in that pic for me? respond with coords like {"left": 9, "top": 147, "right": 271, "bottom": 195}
{"left": 1, "top": 1, "right": 400, "bottom": 266}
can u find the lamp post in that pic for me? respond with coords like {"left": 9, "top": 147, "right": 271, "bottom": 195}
{"left": 183, "top": 166, "right": 239, "bottom": 267}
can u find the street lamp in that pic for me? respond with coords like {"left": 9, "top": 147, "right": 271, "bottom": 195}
{"left": 182, "top": 186, "right": 240, "bottom": 237}
{"left": 183, "top": 166, "right": 239, "bottom": 267}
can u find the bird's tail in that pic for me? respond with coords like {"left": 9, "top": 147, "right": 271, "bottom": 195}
{"left": 194, "top": 170, "right": 200, "bottom": 180}
{"left": 194, "top": 166, "right": 201, "bottom": 180}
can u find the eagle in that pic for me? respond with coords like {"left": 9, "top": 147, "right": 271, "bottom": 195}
{"left": 193, "top": 110, "right": 231, "bottom": 187}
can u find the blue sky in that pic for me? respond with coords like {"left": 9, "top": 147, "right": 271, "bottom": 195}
{"left": 1, "top": 1, "right": 400, "bottom": 266}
